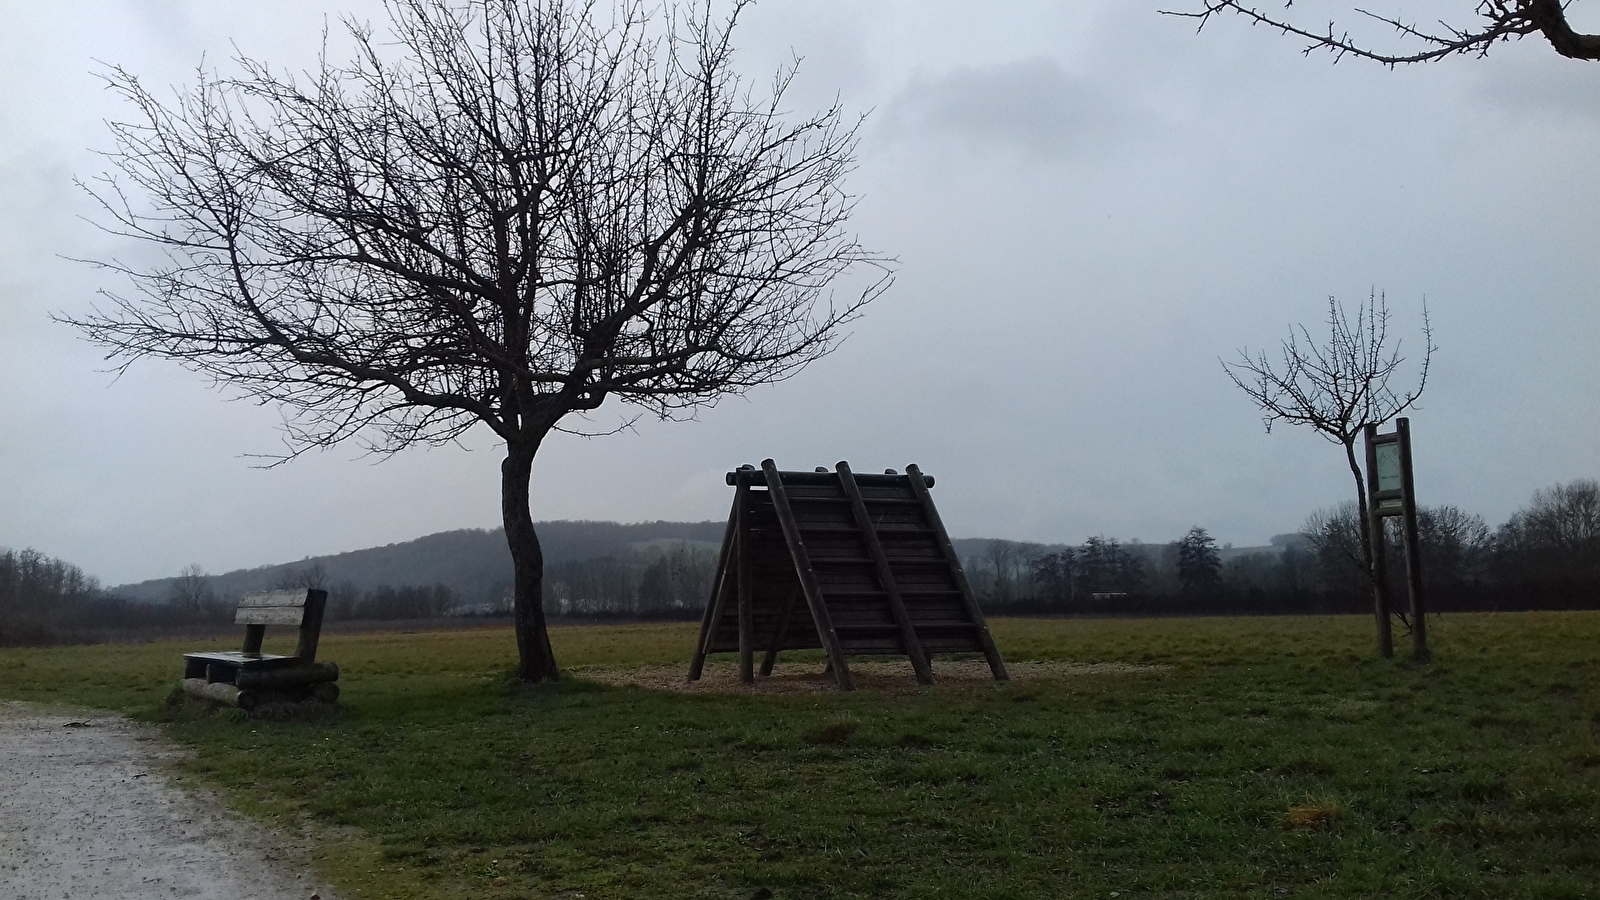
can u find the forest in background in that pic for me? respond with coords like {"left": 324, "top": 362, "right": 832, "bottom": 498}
{"left": 4, "top": 480, "right": 1598, "bottom": 646}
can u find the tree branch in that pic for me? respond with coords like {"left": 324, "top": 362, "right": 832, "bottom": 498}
{"left": 1164, "top": 0, "right": 1600, "bottom": 63}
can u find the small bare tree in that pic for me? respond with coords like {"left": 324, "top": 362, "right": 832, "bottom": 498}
{"left": 63, "top": 0, "right": 888, "bottom": 681}
{"left": 169, "top": 563, "right": 214, "bottom": 612}
{"left": 1223, "top": 291, "right": 1434, "bottom": 584}
{"left": 278, "top": 561, "right": 329, "bottom": 591}
{"left": 1165, "top": 0, "right": 1600, "bottom": 64}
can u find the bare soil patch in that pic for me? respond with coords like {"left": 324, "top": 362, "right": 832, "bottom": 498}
{"left": 572, "top": 658, "right": 1166, "bottom": 694}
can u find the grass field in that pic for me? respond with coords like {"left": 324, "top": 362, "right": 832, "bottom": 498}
{"left": 2, "top": 612, "right": 1598, "bottom": 899}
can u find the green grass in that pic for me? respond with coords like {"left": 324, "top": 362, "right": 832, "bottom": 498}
{"left": 3, "top": 613, "right": 1599, "bottom": 899}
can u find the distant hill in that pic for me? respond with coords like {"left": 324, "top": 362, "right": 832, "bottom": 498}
{"left": 110, "top": 520, "right": 724, "bottom": 606}
{"left": 111, "top": 521, "right": 1291, "bottom": 609}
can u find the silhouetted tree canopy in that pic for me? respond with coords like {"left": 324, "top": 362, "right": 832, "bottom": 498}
{"left": 65, "top": 0, "right": 887, "bottom": 681}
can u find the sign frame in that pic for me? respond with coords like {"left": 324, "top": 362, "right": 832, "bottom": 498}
{"left": 1362, "top": 417, "right": 1428, "bottom": 662}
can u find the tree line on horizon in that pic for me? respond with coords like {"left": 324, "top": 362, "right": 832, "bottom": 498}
{"left": 0, "top": 547, "right": 223, "bottom": 645}
{"left": 965, "top": 479, "right": 1600, "bottom": 618}
{"left": 3, "top": 478, "right": 1597, "bottom": 646}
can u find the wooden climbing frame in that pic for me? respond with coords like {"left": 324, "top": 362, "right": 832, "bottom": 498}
{"left": 688, "top": 460, "right": 1008, "bottom": 690}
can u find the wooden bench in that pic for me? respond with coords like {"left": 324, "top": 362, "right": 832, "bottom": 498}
{"left": 180, "top": 589, "right": 339, "bottom": 709}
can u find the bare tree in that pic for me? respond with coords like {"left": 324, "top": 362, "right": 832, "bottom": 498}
{"left": 1223, "top": 291, "right": 1433, "bottom": 584}
{"left": 1497, "top": 479, "right": 1600, "bottom": 580}
{"left": 1165, "top": 0, "right": 1600, "bottom": 64}
{"left": 63, "top": 0, "right": 888, "bottom": 681}
{"left": 278, "top": 560, "right": 329, "bottom": 591}
{"left": 1301, "top": 502, "right": 1372, "bottom": 597}
{"left": 984, "top": 540, "right": 1020, "bottom": 605}
{"left": 169, "top": 563, "right": 214, "bottom": 612}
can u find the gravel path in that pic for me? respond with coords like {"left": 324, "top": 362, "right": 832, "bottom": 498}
{"left": 0, "top": 701, "right": 336, "bottom": 900}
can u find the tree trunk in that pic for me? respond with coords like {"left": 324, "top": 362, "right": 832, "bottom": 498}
{"left": 502, "top": 444, "right": 559, "bottom": 682}
{"left": 1348, "top": 434, "right": 1393, "bottom": 658}
{"left": 1344, "top": 439, "right": 1374, "bottom": 575}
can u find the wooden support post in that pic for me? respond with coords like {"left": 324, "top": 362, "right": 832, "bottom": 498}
{"left": 240, "top": 624, "right": 266, "bottom": 657}
{"left": 689, "top": 490, "right": 743, "bottom": 681}
{"left": 837, "top": 461, "right": 935, "bottom": 685}
{"left": 760, "top": 588, "right": 800, "bottom": 677}
{"left": 293, "top": 589, "right": 328, "bottom": 662}
{"left": 737, "top": 486, "right": 755, "bottom": 684}
{"left": 904, "top": 464, "right": 1009, "bottom": 681}
{"left": 763, "top": 458, "right": 855, "bottom": 691}
{"left": 1396, "top": 418, "right": 1429, "bottom": 663}
{"left": 1363, "top": 425, "right": 1394, "bottom": 659}
{"left": 690, "top": 491, "right": 742, "bottom": 681}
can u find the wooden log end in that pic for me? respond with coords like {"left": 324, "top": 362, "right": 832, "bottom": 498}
{"left": 180, "top": 678, "right": 259, "bottom": 710}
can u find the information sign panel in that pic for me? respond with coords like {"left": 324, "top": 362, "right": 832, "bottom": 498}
{"left": 1375, "top": 443, "right": 1402, "bottom": 494}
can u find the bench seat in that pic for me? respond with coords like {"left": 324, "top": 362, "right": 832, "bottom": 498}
{"left": 179, "top": 589, "right": 339, "bottom": 707}
{"left": 183, "top": 650, "right": 304, "bottom": 680}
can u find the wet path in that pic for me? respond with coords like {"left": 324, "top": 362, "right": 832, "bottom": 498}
{"left": 0, "top": 702, "right": 335, "bottom": 900}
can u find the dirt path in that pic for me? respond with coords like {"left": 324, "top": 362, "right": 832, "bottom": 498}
{"left": 0, "top": 701, "right": 335, "bottom": 900}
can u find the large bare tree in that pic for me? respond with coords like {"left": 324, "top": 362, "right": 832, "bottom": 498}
{"left": 1166, "top": 0, "right": 1600, "bottom": 63}
{"left": 64, "top": 0, "right": 888, "bottom": 681}
{"left": 1222, "top": 291, "right": 1434, "bottom": 585}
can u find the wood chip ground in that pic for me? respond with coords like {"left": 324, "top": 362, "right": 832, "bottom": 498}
{"left": 573, "top": 659, "right": 1164, "bottom": 695}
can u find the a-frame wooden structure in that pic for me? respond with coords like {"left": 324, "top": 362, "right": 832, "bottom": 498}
{"left": 688, "top": 460, "right": 1008, "bottom": 690}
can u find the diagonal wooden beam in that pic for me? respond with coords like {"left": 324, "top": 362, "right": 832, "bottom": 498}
{"left": 762, "top": 458, "right": 855, "bottom": 690}
{"left": 904, "top": 463, "right": 1009, "bottom": 681}
{"left": 689, "top": 488, "right": 743, "bottom": 681}
{"left": 836, "top": 461, "right": 934, "bottom": 685}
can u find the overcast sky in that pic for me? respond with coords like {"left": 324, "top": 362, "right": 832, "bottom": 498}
{"left": 3, "top": 1, "right": 1598, "bottom": 586}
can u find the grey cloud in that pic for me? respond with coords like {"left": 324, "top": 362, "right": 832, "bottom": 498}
{"left": 5, "top": 2, "right": 1600, "bottom": 585}
{"left": 881, "top": 57, "right": 1129, "bottom": 160}
{"left": 128, "top": 0, "right": 199, "bottom": 47}
{"left": 1471, "top": 47, "right": 1600, "bottom": 121}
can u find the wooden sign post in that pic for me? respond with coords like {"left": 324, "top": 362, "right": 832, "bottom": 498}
{"left": 1362, "top": 417, "right": 1429, "bottom": 662}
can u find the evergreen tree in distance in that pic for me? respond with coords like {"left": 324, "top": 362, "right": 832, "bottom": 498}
{"left": 1175, "top": 527, "right": 1223, "bottom": 594}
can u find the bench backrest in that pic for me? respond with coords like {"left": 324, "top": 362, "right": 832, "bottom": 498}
{"left": 236, "top": 589, "right": 328, "bottom": 661}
